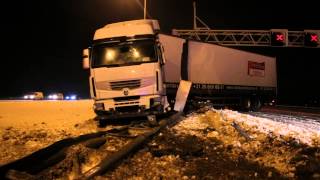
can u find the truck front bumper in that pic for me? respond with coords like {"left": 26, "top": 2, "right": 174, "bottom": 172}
{"left": 93, "top": 94, "right": 167, "bottom": 119}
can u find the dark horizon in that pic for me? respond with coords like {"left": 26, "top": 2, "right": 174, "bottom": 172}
{"left": 1, "top": 0, "right": 320, "bottom": 106}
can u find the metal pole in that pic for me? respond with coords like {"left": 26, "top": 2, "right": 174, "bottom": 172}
{"left": 193, "top": 1, "right": 197, "bottom": 29}
{"left": 144, "top": 0, "right": 147, "bottom": 19}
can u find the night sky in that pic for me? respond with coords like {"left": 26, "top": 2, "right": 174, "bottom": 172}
{"left": 1, "top": 0, "right": 320, "bottom": 106}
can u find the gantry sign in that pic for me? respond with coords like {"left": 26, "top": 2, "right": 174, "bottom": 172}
{"left": 173, "top": 2, "right": 320, "bottom": 48}
{"left": 172, "top": 29, "right": 320, "bottom": 48}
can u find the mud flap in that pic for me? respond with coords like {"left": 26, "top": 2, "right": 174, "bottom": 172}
{"left": 174, "top": 80, "right": 192, "bottom": 112}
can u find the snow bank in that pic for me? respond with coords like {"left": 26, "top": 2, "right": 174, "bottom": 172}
{"left": 220, "top": 109, "right": 320, "bottom": 146}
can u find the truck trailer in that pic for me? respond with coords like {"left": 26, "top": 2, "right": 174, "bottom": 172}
{"left": 83, "top": 19, "right": 277, "bottom": 118}
{"left": 159, "top": 34, "right": 277, "bottom": 111}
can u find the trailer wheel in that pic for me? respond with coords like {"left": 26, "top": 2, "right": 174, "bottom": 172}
{"left": 167, "top": 96, "right": 175, "bottom": 109}
{"left": 242, "top": 98, "right": 252, "bottom": 111}
{"left": 251, "top": 98, "right": 262, "bottom": 112}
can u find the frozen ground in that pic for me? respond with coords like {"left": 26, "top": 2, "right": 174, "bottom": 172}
{"left": 169, "top": 108, "right": 320, "bottom": 178}
{"left": 0, "top": 101, "right": 319, "bottom": 179}
{"left": 224, "top": 110, "right": 320, "bottom": 146}
{"left": 0, "top": 100, "right": 95, "bottom": 130}
{"left": 0, "top": 100, "right": 97, "bottom": 165}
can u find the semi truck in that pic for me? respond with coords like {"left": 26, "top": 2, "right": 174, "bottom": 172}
{"left": 83, "top": 19, "right": 170, "bottom": 119}
{"left": 83, "top": 19, "right": 277, "bottom": 118}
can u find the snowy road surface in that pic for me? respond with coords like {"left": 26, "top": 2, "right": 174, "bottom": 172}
{"left": 0, "top": 100, "right": 95, "bottom": 129}
{"left": 0, "top": 100, "right": 98, "bottom": 165}
{"left": 0, "top": 100, "right": 319, "bottom": 146}
{"left": 0, "top": 101, "right": 319, "bottom": 178}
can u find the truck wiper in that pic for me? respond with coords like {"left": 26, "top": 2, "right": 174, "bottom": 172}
{"left": 105, "top": 64, "right": 121, "bottom": 67}
{"left": 93, "top": 62, "right": 147, "bottom": 68}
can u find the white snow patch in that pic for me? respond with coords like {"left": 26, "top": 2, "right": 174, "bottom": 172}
{"left": 219, "top": 109, "right": 320, "bottom": 146}
{"left": 173, "top": 113, "right": 209, "bottom": 137}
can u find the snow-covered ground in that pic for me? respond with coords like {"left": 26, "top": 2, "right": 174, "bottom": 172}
{"left": 1, "top": 101, "right": 319, "bottom": 178}
{"left": 223, "top": 110, "right": 320, "bottom": 146}
{"left": 173, "top": 108, "right": 320, "bottom": 177}
{"left": 0, "top": 100, "right": 98, "bottom": 165}
{"left": 0, "top": 100, "right": 95, "bottom": 130}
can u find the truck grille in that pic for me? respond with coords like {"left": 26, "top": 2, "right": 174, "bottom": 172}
{"left": 95, "top": 77, "right": 154, "bottom": 91}
{"left": 115, "top": 105, "right": 140, "bottom": 113}
{"left": 110, "top": 80, "right": 141, "bottom": 90}
{"left": 113, "top": 96, "right": 140, "bottom": 102}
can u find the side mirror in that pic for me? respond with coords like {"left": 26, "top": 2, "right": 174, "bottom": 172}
{"left": 83, "top": 49, "right": 89, "bottom": 69}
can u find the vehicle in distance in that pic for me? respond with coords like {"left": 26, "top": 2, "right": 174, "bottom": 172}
{"left": 48, "top": 93, "right": 64, "bottom": 100}
{"left": 23, "top": 92, "right": 44, "bottom": 100}
{"left": 65, "top": 94, "right": 77, "bottom": 100}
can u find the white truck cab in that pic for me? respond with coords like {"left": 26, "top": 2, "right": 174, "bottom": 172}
{"left": 83, "top": 19, "right": 169, "bottom": 119}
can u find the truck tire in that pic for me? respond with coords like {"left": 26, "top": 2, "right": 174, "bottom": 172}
{"left": 167, "top": 96, "right": 175, "bottom": 109}
{"left": 251, "top": 98, "right": 262, "bottom": 112}
{"left": 242, "top": 98, "right": 252, "bottom": 111}
{"left": 98, "top": 118, "right": 108, "bottom": 127}
{"left": 94, "top": 110, "right": 104, "bottom": 116}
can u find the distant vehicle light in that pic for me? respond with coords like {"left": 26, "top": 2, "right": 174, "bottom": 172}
{"left": 23, "top": 92, "right": 44, "bottom": 100}
{"left": 65, "top": 95, "right": 77, "bottom": 100}
{"left": 48, "top": 93, "right": 64, "bottom": 100}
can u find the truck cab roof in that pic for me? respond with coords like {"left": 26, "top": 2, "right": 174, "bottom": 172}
{"left": 94, "top": 19, "right": 160, "bottom": 40}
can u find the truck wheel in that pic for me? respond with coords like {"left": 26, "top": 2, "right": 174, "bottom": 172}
{"left": 242, "top": 98, "right": 252, "bottom": 111}
{"left": 98, "top": 118, "right": 108, "bottom": 127}
{"left": 94, "top": 110, "right": 104, "bottom": 116}
{"left": 167, "top": 96, "right": 175, "bottom": 109}
{"left": 251, "top": 98, "right": 262, "bottom": 111}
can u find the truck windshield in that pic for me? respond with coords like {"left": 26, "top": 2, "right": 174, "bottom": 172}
{"left": 92, "top": 40, "right": 157, "bottom": 68}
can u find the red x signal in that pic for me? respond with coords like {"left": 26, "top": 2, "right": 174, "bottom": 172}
{"left": 305, "top": 32, "right": 319, "bottom": 47}
{"left": 271, "top": 30, "right": 287, "bottom": 46}
{"left": 311, "top": 35, "right": 318, "bottom": 42}
{"left": 276, "top": 34, "right": 284, "bottom": 41}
